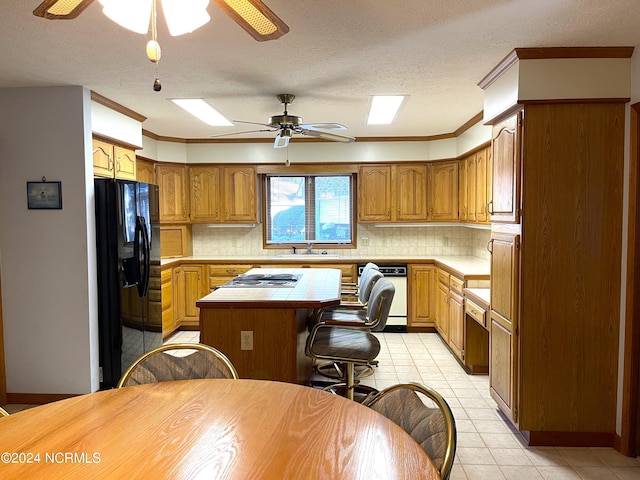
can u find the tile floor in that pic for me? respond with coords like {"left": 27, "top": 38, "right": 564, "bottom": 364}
{"left": 5, "top": 329, "right": 640, "bottom": 479}
{"left": 168, "top": 329, "right": 640, "bottom": 480}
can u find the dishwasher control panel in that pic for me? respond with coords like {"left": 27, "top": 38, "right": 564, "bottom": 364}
{"left": 357, "top": 263, "right": 407, "bottom": 277}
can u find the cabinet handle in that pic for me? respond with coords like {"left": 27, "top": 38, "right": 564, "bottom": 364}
{"left": 487, "top": 239, "right": 494, "bottom": 254}
{"left": 487, "top": 200, "right": 494, "bottom": 215}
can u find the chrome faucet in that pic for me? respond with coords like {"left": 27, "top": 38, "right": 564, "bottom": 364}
{"left": 306, "top": 243, "right": 313, "bottom": 254}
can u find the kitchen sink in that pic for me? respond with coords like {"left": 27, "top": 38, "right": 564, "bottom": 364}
{"left": 276, "top": 253, "right": 341, "bottom": 259}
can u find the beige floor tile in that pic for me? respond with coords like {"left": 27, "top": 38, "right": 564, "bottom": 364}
{"left": 536, "top": 466, "right": 582, "bottom": 480}
{"left": 473, "top": 419, "right": 512, "bottom": 434}
{"left": 449, "top": 463, "right": 469, "bottom": 480}
{"left": 457, "top": 432, "right": 486, "bottom": 448}
{"left": 590, "top": 448, "right": 640, "bottom": 467}
{"left": 610, "top": 467, "right": 640, "bottom": 479}
{"left": 456, "top": 446, "right": 497, "bottom": 465}
{"left": 556, "top": 447, "right": 606, "bottom": 467}
{"left": 490, "top": 448, "right": 534, "bottom": 466}
{"left": 480, "top": 433, "right": 525, "bottom": 449}
{"left": 455, "top": 419, "right": 478, "bottom": 433}
{"left": 462, "top": 465, "right": 506, "bottom": 479}
{"left": 572, "top": 466, "right": 619, "bottom": 480}
{"left": 524, "top": 447, "right": 570, "bottom": 467}
{"left": 499, "top": 465, "right": 544, "bottom": 480}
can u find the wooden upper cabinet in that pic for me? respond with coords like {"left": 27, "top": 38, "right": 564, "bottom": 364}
{"left": 475, "top": 148, "right": 490, "bottom": 223}
{"left": 188, "top": 166, "right": 257, "bottom": 224}
{"left": 114, "top": 146, "right": 136, "bottom": 180}
{"left": 92, "top": 139, "right": 114, "bottom": 178}
{"left": 136, "top": 158, "right": 156, "bottom": 184}
{"left": 358, "top": 165, "right": 428, "bottom": 223}
{"left": 92, "top": 138, "right": 136, "bottom": 180}
{"left": 429, "top": 161, "right": 459, "bottom": 222}
{"left": 396, "top": 164, "right": 428, "bottom": 221}
{"left": 358, "top": 165, "right": 393, "bottom": 222}
{"left": 491, "top": 113, "right": 521, "bottom": 223}
{"left": 458, "top": 159, "right": 467, "bottom": 222}
{"left": 223, "top": 166, "right": 257, "bottom": 223}
{"left": 189, "top": 166, "right": 222, "bottom": 223}
{"left": 466, "top": 155, "right": 477, "bottom": 223}
{"left": 156, "top": 164, "right": 188, "bottom": 223}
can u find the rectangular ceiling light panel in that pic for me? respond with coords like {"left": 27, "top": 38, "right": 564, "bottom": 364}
{"left": 171, "top": 99, "right": 233, "bottom": 126}
{"left": 367, "top": 95, "right": 406, "bottom": 125}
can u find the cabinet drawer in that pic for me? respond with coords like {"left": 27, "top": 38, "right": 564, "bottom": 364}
{"left": 437, "top": 269, "right": 450, "bottom": 287}
{"left": 466, "top": 299, "right": 486, "bottom": 328}
{"left": 449, "top": 276, "right": 464, "bottom": 296}
{"left": 208, "top": 264, "right": 252, "bottom": 277}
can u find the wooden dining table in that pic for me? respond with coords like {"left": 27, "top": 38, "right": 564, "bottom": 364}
{"left": 0, "top": 379, "right": 440, "bottom": 479}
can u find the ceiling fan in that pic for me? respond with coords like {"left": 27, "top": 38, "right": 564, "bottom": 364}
{"left": 215, "top": 94, "right": 356, "bottom": 149}
{"left": 32, "top": 0, "right": 289, "bottom": 42}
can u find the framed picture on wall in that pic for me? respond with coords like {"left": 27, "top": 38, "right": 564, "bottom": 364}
{"left": 27, "top": 181, "right": 62, "bottom": 210}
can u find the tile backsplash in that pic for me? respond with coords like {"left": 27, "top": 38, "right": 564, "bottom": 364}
{"left": 192, "top": 224, "right": 491, "bottom": 260}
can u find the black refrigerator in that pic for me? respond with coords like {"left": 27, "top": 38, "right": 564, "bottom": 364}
{"left": 95, "top": 178, "right": 162, "bottom": 389}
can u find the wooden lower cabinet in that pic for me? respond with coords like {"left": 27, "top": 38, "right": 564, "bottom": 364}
{"left": 408, "top": 265, "right": 435, "bottom": 328}
{"left": 447, "top": 291, "right": 464, "bottom": 360}
{"left": 173, "top": 265, "right": 206, "bottom": 328}
{"left": 161, "top": 268, "right": 175, "bottom": 338}
{"left": 435, "top": 282, "right": 449, "bottom": 343}
{"left": 209, "top": 264, "right": 253, "bottom": 291}
{"left": 490, "top": 310, "right": 516, "bottom": 421}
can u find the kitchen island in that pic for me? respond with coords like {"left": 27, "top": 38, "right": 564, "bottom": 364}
{"left": 196, "top": 268, "right": 341, "bottom": 384}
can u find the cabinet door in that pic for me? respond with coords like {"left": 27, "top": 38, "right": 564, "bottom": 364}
{"left": 490, "top": 113, "right": 521, "bottom": 223}
{"left": 490, "top": 310, "right": 516, "bottom": 422}
{"left": 173, "top": 265, "right": 204, "bottom": 325}
{"left": 92, "top": 139, "right": 114, "bottom": 178}
{"left": 136, "top": 158, "right": 156, "bottom": 184}
{"left": 114, "top": 146, "right": 136, "bottom": 180}
{"left": 448, "top": 291, "right": 464, "bottom": 360}
{"left": 436, "top": 284, "right": 449, "bottom": 342}
{"left": 189, "top": 166, "right": 221, "bottom": 223}
{"left": 408, "top": 265, "right": 435, "bottom": 327}
{"left": 430, "top": 161, "right": 459, "bottom": 221}
{"left": 157, "top": 164, "right": 188, "bottom": 223}
{"left": 475, "top": 148, "right": 488, "bottom": 223}
{"left": 396, "top": 165, "right": 428, "bottom": 221}
{"left": 458, "top": 159, "right": 467, "bottom": 222}
{"left": 490, "top": 232, "right": 520, "bottom": 321}
{"left": 466, "top": 155, "right": 477, "bottom": 223}
{"left": 358, "top": 165, "right": 392, "bottom": 222}
{"left": 223, "top": 166, "right": 257, "bottom": 222}
{"left": 161, "top": 268, "right": 175, "bottom": 336}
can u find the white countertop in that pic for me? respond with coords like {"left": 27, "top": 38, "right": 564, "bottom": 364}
{"left": 162, "top": 255, "right": 490, "bottom": 278}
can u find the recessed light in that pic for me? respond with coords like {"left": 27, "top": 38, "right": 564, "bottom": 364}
{"left": 367, "top": 95, "right": 406, "bottom": 125}
{"left": 171, "top": 99, "right": 233, "bottom": 126}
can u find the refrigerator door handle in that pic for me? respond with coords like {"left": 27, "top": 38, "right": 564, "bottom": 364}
{"left": 135, "top": 215, "right": 151, "bottom": 298}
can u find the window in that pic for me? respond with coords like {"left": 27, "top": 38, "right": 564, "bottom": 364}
{"left": 265, "top": 174, "right": 354, "bottom": 246}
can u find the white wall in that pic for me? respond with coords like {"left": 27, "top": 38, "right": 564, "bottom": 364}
{"left": 0, "top": 86, "right": 99, "bottom": 395}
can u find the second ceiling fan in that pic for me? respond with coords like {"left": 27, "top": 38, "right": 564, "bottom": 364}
{"left": 214, "top": 94, "right": 356, "bottom": 148}
{"left": 33, "top": 0, "right": 289, "bottom": 42}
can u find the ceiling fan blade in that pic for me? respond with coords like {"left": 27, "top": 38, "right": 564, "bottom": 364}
{"left": 299, "top": 128, "right": 355, "bottom": 143}
{"left": 274, "top": 134, "right": 290, "bottom": 149}
{"left": 33, "top": 0, "right": 94, "bottom": 19}
{"left": 300, "top": 123, "right": 348, "bottom": 131}
{"left": 233, "top": 119, "right": 273, "bottom": 128}
{"left": 210, "top": 0, "right": 289, "bottom": 42}
{"left": 211, "top": 128, "right": 276, "bottom": 138}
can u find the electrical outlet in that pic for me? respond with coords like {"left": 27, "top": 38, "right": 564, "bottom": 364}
{"left": 241, "top": 331, "right": 253, "bottom": 350}
{"left": 361, "top": 237, "right": 369, "bottom": 246}
{"left": 443, "top": 237, "right": 449, "bottom": 246}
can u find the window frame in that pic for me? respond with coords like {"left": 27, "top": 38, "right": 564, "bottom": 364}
{"left": 261, "top": 173, "right": 357, "bottom": 249}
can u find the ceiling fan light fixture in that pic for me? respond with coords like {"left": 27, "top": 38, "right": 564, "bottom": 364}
{"left": 99, "top": 0, "right": 152, "bottom": 34}
{"left": 33, "top": 0, "right": 94, "bottom": 19}
{"left": 211, "top": 0, "right": 289, "bottom": 41}
{"left": 161, "top": 0, "right": 211, "bottom": 36}
{"left": 171, "top": 99, "right": 234, "bottom": 127}
{"left": 367, "top": 95, "right": 406, "bottom": 125}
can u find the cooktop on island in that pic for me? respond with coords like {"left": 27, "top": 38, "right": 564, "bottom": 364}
{"left": 218, "top": 273, "right": 302, "bottom": 288}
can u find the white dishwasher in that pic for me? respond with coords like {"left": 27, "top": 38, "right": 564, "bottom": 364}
{"left": 357, "top": 263, "right": 407, "bottom": 332}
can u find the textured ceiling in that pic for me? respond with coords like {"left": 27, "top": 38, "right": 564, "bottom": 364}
{"left": 1, "top": 0, "right": 640, "bottom": 142}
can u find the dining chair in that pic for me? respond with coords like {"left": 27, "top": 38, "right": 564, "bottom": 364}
{"left": 0, "top": 406, "right": 9, "bottom": 417}
{"left": 362, "top": 382, "right": 457, "bottom": 480}
{"left": 117, "top": 343, "right": 239, "bottom": 388}
{"left": 306, "top": 278, "right": 395, "bottom": 401}
{"left": 341, "top": 262, "right": 379, "bottom": 297}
